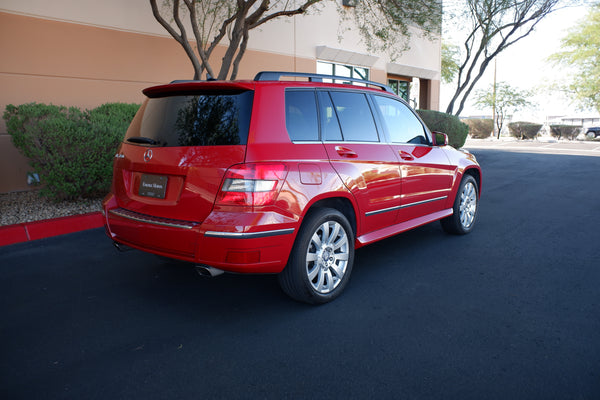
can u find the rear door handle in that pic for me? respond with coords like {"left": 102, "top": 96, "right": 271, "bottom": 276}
{"left": 399, "top": 151, "right": 414, "bottom": 161}
{"left": 335, "top": 146, "right": 358, "bottom": 158}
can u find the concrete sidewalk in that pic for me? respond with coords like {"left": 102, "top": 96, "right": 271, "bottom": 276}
{"left": 464, "top": 137, "right": 600, "bottom": 156}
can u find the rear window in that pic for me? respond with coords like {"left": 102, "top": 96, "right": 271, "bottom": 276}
{"left": 128, "top": 91, "right": 253, "bottom": 146}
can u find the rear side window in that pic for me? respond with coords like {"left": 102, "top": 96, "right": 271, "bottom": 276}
{"left": 329, "top": 92, "right": 379, "bottom": 142}
{"left": 285, "top": 90, "right": 319, "bottom": 141}
{"left": 373, "top": 95, "right": 428, "bottom": 144}
{"left": 130, "top": 91, "right": 253, "bottom": 146}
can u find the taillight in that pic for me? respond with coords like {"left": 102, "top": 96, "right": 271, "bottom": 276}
{"left": 216, "top": 163, "right": 288, "bottom": 207}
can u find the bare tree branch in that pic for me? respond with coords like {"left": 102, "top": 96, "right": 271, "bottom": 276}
{"left": 183, "top": 0, "right": 215, "bottom": 78}
{"left": 252, "top": 0, "right": 321, "bottom": 28}
{"left": 149, "top": 0, "right": 443, "bottom": 81}
{"left": 446, "top": 0, "right": 563, "bottom": 116}
{"left": 150, "top": 0, "right": 203, "bottom": 79}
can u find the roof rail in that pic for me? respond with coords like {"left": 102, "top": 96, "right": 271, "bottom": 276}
{"left": 254, "top": 71, "right": 394, "bottom": 94}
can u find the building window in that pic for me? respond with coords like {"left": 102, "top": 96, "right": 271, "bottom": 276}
{"left": 317, "top": 61, "right": 369, "bottom": 85}
{"left": 388, "top": 79, "right": 410, "bottom": 101}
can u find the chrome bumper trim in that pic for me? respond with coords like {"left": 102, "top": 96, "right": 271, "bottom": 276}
{"left": 109, "top": 208, "right": 198, "bottom": 230}
{"left": 204, "top": 228, "right": 295, "bottom": 239}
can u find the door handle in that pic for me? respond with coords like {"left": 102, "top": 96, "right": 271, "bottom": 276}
{"left": 335, "top": 146, "right": 358, "bottom": 158}
{"left": 399, "top": 151, "right": 414, "bottom": 161}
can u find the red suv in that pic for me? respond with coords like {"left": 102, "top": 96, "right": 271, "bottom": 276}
{"left": 103, "top": 71, "right": 481, "bottom": 304}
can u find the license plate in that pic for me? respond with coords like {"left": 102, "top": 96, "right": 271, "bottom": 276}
{"left": 139, "top": 174, "right": 168, "bottom": 199}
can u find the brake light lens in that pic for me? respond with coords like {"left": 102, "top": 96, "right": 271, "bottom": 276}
{"left": 216, "top": 163, "right": 288, "bottom": 207}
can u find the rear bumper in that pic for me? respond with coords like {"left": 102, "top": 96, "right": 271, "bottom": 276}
{"left": 102, "top": 196, "right": 298, "bottom": 274}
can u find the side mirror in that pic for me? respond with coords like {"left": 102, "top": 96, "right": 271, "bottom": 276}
{"left": 432, "top": 131, "right": 448, "bottom": 146}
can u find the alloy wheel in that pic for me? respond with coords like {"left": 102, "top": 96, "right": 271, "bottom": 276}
{"left": 459, "top": 181, "right": 477, "bottom": 229}
{"left": 305, "top": 220, "right": 350, "bottom": 294}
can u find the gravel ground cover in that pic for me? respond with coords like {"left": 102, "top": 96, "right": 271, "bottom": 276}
{"left": 0, "top": 191, "right": 103, "bottom": 226}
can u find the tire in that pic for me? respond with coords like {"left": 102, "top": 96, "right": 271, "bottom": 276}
{"left": 278, "top": 208, "right": 354, "bottom": 304}
{"left": 441, "top": 174, "right": 479, "bottom": 235}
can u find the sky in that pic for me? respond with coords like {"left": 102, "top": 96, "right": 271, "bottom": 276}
{"left": 439, "top": 3, "right": 595, "bottom": 122}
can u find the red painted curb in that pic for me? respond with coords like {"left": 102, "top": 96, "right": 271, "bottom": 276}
{"left": 0, "top": 224, "right": 30, "bottom": 246}
{"left": 0, "top": 212, "right": 104, "bottom": 246}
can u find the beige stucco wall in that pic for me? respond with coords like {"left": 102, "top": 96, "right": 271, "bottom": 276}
{"left": 0, "top": 10, "right": 189, "bottom": 192}
{"left": 0, "top": 1, "right": 441, "bottom": 193}
{"left": 1, "top": 0, "right": 440, "bottom": 80}
{"left": 0, "top": 0, "right": 169, "bottom": 36}
{"left": 0, "top": 10, "right": 319, "bottom": 192}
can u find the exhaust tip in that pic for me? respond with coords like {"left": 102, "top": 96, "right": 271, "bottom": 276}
{"left": 113, "top": 241, "right": 133, "bottom": 252}
{"left": 195, "top": 265, "right": 225, "bottom": 278}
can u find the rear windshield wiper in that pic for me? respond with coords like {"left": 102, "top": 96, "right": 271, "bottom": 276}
{"left": 127, "top": 136, "right": 159, "bottom": 145}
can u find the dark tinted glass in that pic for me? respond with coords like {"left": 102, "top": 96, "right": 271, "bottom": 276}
{"left": 132, "top": 91, "right": 253, "bottom": 146}
{"left": 285, "top": 90, "right": 319, "bottom": 141}
{"left": 329, "top": 92, "right": 378, "bottom": 142}
{"left": 317, "top": 91, "right": 342, "bottom": 141}
{"left": 373, "top": 95, "right": 427, "bottom": 144}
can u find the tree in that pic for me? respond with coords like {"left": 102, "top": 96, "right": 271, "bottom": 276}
{"left": 549, "top": 2, "right": 600, "bottom": 113}
{"left": 441, "top": 41, "right": 460, "bottom": 84}
{"left": 474, "top": 82, "right": 534, "bottom": 138}
{"left": 445, "top": 0, "right": 564, "bottom": 116}
{"left": 150, "top": 0, "right": 322, "bottom": 80}
{"left": 150, "top": 0, "right": 443, "bottom": 80}
{"left": 340, "top": 0, "right": 442, "bottom": 61}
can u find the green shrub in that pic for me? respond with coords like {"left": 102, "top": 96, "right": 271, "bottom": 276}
{"left": 464, "top": 118, "right": 494, "bottom": 139}
{"left": 3, "top": 102, "right": 140, "bottom": 201}
{"left": 508, "top": 121, "right": 542, "bottom": 140}
{"left": 549, "top": 125, "right": 581, "bottom": 140}
{"left": 417, "top": 109, "right": 469, "bottom": 148}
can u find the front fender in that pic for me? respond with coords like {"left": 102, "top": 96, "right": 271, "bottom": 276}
{"left": 444, "top": 149, "right": 482, "bottom": 209}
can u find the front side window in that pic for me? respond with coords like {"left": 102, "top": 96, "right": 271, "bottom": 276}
{"left": 285, "top": 90, "right": 319, "bottom": 141}
{"left": 329, "top": 92, "right": 379, "bottom": 142}
{"left": 373, "top": 95, "right": 428, "bottom": 144}
{"left": 131, "top": 91, "right": 253, "bottom": 146}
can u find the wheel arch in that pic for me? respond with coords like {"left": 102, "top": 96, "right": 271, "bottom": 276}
{"left": 278, "top": 199, "right": 357, "bottom": 304}
{"left": 463, "top": 166, "right": 482, "bottom": 197}
{"left": 301, "top": 196, "right": 358, "bottom": 238}
{"left": 445, "top": 165, "right": 481, "bottom": 210}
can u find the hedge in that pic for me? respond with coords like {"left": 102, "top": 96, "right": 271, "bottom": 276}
{"left": 549, "top": 125, "right": 581, "bottom": 140}
{"left": 464, "top": 118, "right": 494, "bottom": 139}
{"left": 508, "top": 121, "right": 543, "bottom": 140}
{"left": 417, "top": 109, "right": 469, "bottom": 148}
{"left": 3, "top": 102, "right": 140, "bottom": 201}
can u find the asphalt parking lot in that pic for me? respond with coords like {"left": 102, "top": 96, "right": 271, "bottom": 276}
{"left": 2, "top": 147, "right": 599, "bottom": 399}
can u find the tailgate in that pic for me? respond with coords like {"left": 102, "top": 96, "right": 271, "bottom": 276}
{"left": 112, "top": 144, "right": 245, "bottom": 223}
{"left": 110, "top": 88, "right": 253, "bottom": 223}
